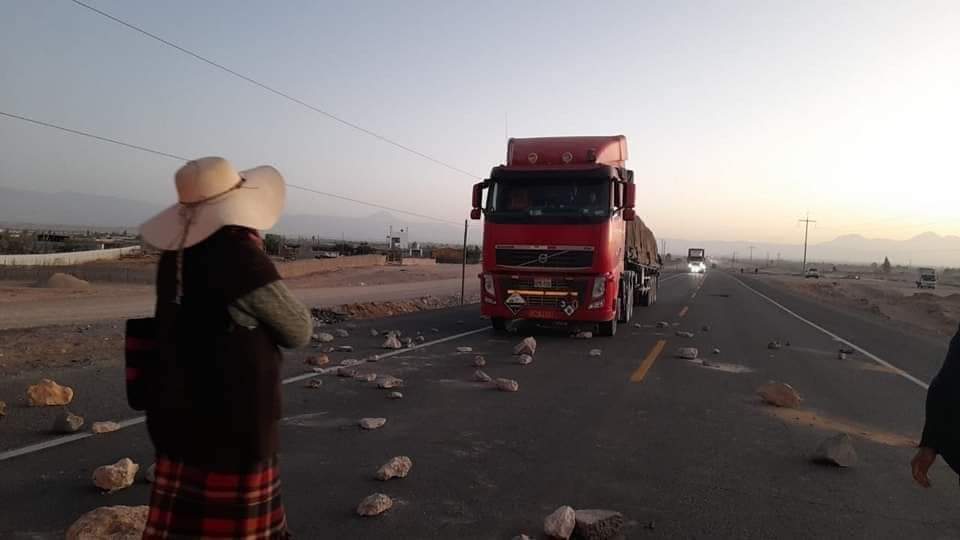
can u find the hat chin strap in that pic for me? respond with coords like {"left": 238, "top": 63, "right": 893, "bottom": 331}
{"left": 171, "top": 178, "right": 249, "bottom": 304}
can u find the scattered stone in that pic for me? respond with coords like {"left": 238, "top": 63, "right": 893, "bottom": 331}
{"left": 712, "top": 348, "right": 721, "bottom": 355}
{"left": 145, "top": 463, "right": 156, "bottom": 483}
{"left": 632, "top": 323, "right": 644, "bottom": 329}
{"left": 0, "top": 400, "right": 6, "bottom": 417}
{"left": 676, "top": 331, "right": 695, "bottom": 338}
{"left": 544, "top": 505, "right": 576, "bottom": 539}
{"left": 65, "top": 505, "right": 148, "bottom": 540}
{"left": 589, "top": 349, "right": 602, "bottom": 357}
{"left": 377, "top": 376, "right": 404, "bottom": 389}
{"left": 431, "top": 328, "right": 440, "bottom": 333}
{"left": 573, "top": 331, "right": 593, "bottom": 339}
{"left": 656, "top": 321, "right": 670, "bottom": 328}
{"left": 359, "top": 417, "right": 387, "bottom": 430}
{"left": 334, "top": 329, "right": 350, "bottom": 338}
{"left": 369, "top": 328, "right": 380, "bottom": 337}
{"left": 356, "top": 493, "right": 393, "bottom": 517}
{"left": 676, "top": 347, "right": 699, "bottom": 360}
{"left": 456, "top": 346, "right": 474, "bottom": 353}
{"left": 26, "top": 378, "right": 74, "bottom": 407}
{"left": 701, "top": 325, "right": 711, "bottom": 332}
{"left": 514, "top": 337, "right": 537, "bottom": 356}
{"left": 92, "top": 421, "right": 121, "bottom": 434}
{"left": 387, "top": 391, "right": 403, "bottom": 400}
{"left": 811, "top": 433, "right": 858, "bottom": 467}
{"left": 839, "top": 345, "right": 855, "bottom": 355}
{"left": 341, "top": 358, "right": 364, "bottom": 367}
{"left": 354, "top": 373, "right": 377, "bottom": 383}
{"left": 92, "top": 458, "right": 139, "bottom": 492}
{"left": 838, "top": 352, "right": 848, "bottom": 360}
{"left": 415, "top": 335, "right": 426, "bottom": 344}
{"left": 473, "top": 355, "right": 487, "bottom": 367}
{"left": 315, "top": 332, "right": 335, "bottom": 343}
{"left": 376, "top": 456, "right": 413, "bottom": 481}
{"left": 767, "top": 340, "right": 783, "bottom": 350}
{"left": 403, "top": 337, "right": 414, "bottom": 348}
{"left": 305, "top": 378, "right": 323, "bottom": 389}
{"left": 496, "top": 378, "right": 519, "bottom": 392}
{"left": 305, "top": 353, "right": 330, "bottom": 367}
{"left": 757, "top": 381, "right": 802, "bottom": 408}
{"left": 574, "top": 509, "right": 625, "bottom": 540}
{"left": 388, "top": 330, "right": 403, "bottom": 338}
{"left": 518, "top": 354, "right": 534, "bottom": 365}
{"left": 700, "top": 358, "right": 718, "bottom": 368}
{"left": 53, "top": 410, "right": 85, "bottom": 433}
{"left": 338, "top": 367, "right": 358, "bottom": 378}
{"left": 335, "top": 345, "right": 354, "bottom": 353}
{"left": 381, "top": 335, "right": 403, "bottom": 349}
{"left": 474, "top": 370, "right": 492, "bottom": 383}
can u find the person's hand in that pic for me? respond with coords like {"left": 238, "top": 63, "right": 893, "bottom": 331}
{"left": 911, "top": 447, "right": 938, "bottom": 488}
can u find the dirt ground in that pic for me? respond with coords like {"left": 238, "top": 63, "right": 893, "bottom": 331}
{"left": 763, "top": 272, "right": 960, "bottom": 337}
{"left": 0, "top": 263, "right": 481, "bottom": 377}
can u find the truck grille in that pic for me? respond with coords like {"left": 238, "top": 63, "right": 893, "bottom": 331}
{"left": 499, "top": 276, "right": 589, "bottom": 311}
{"left": 495, "top": 248, "right": 593, "bottom": 269}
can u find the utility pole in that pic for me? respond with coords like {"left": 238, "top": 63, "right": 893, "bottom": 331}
{"left": 749, "top": 245, "right": 755, "bottom": 262}
{"left": 460, "top": 219, "right": 468, "bottom": 305}
{"left": 799, "top": 213, "right": 817, "bottom": 272}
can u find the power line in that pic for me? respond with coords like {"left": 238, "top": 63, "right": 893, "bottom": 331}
{"left": 0, "top": 110, "right": 459, "bottom": 225}
{"left": 68, "top": 0, "right": 481, "bottom": 180}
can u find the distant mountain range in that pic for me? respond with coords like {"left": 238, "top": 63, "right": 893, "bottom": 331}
{"left": 661, "top": 232, "right": 960, "bottom": 267}
{"left": 2, "top": 186, "right": 958, "bottom": 264}
{"left": 0, "top": 186, "right": 473, "bottom": 244}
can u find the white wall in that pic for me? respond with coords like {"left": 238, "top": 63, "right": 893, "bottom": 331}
{"left": 0, "top": 246, "right": 142, "bottom": 266}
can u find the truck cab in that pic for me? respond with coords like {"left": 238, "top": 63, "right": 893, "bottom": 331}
{"left": 471, "top": 136, "right": 659, "bottom": 336}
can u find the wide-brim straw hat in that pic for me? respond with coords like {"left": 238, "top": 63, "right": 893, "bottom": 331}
{"left": 140, "top": 157, "right": 286, "bottom": 250}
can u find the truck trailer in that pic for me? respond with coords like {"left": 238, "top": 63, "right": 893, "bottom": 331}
{"left": 470, "top": 135, "right": 660, "bottom": 336}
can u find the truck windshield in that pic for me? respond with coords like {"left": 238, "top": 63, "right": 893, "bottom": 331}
{"left": 486, "top": 178, "right": 611, "bottom": 219}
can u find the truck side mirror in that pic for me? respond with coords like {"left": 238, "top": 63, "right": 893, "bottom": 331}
{"left": 472, "top": 183, "right": 484, "bottom": 209}
{"left": 623, "top": 208, "right": 636, "bottom": 221}
{"left": 470, "top": 208, "right": 482, "bottom": 220}
{"left": 624, "top": 183, "right": 636, "bottom": 209}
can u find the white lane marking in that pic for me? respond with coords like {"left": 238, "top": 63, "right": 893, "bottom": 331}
{"left": 0, "top": 327, "right": 488, "bottom": 463}
{"left": 732, "top": 274, "right": 929, "bottom": 390}
{"left": 0, "top": 276, "right": 693, "bottom": 462}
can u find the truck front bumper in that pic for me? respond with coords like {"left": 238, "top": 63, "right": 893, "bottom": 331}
{"left": 479, "top": 272, "right": 617, "bottom": 323}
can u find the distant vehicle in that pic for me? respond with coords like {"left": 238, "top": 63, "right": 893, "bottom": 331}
{"left": 805, "top": 267, "right": 820, "bottom": 279}
{"left": 917, "top": 268, "right": 937, "bottom": 289}
{"left": 687, "top": 248, "right": 706, "bottom": 273}
{"left": 471, "top": 135, "right": 661, "bottom": 337}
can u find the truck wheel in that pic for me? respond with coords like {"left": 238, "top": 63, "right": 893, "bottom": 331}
{"left": 491, "top": 317, "right": 507, "bottom": 332}
{"left": 618, "top": 287, "right": 633, "bottom": 323}
{"left": 640, "top": 279, "right": 657, "bottom": 307}
{"left": 599, "top": 301, "right": 619, "bottom": 336}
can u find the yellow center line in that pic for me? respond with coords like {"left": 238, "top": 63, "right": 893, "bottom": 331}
{"left": 678, "top": 306, "right": 689, "bottom": 318}
{"left": 630, "top": 339, "right": 667, "bottom": 383}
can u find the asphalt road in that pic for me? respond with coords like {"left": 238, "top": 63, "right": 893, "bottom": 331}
{"left": 1, "top": 271, "right": 957, "bottom": 539}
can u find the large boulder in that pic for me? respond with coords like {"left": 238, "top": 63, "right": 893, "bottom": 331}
{"left": 92, "top": 458, "right": 139, "bottom": 492}
{"left": 811, "top": 433, "right": 858, "bottom": 467}
{"left": 305, "top": 353, "right": 330, "bottom": 367}
{"left": 574, "top": 509, "right": 624, "bottom": 540}
{"left": 757, "top": 382, "right": 802, "bottom": 408}
{"left": 381, "top": 335, "right": 403, "bottom": 350}
{"left": 514, "top": 337, "right": 537, "bottom": 356}
{"left": 314, "top": 332, "right": 335, "bottom": 343}
{"left": 676, "top": 347, "right": 699, "bottom": 360}
{"left": 474, "top": 370, "right": 492, "bottom": 383}
{"left": 377, "top": 376, "right": 404, "bottom": 389}
{"left": 26, "top": 379, "right": 74, "bottom": 407}
{"left": 359, "top": 417, "right": 387, "bottom": 430}
{"left": 92, "top": 421, "right": 122, "bottom": 434}
{"left": 544, "top": 505, "right": 576, "bottom": 539}
{"left": 66, "top": 505, "right": 148, "bottom": 540}
{"left": 496, "top": 378, "right": 519, "bottom": 392}
{"left": 376, "top": 456, "right": 413, "bottom": 481}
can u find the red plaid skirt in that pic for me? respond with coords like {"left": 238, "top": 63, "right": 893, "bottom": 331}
{"left": 143, "top": 455, "right": 289, "bottom": 539}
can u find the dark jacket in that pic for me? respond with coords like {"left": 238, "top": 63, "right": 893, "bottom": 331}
{"left": 921, "top": 324, "right": 960, "bottom": 474}
{"left": 146, "top": 227, "right": 283, "bottom": 468}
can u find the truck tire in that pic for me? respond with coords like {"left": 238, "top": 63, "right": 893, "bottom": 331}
{"left": 618, "top": 285, "right": 633, "bottom": 323}
{"left": 599, "top": 300, "right": 619, "bottom": 336}
{"left": 491, "top": 317, "right": 507, "bottom": 332}
{"left": 640, "top": 278, "right": 657, "bottom": 306}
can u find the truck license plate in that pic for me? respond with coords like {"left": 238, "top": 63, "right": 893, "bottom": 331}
{"left": 525, "top": 309, "right": 552, "bottom": 319}
{"left": 533, "top": 278, "right": 552, "bottom": 288}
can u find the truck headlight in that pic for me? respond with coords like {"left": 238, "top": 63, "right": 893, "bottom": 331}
{"left": 591, "top": 277, "right": 606, "bottom": 298}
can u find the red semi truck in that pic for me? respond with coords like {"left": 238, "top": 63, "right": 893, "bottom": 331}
{"left": 470, "top": 135, "right": 660, "bottom": 336}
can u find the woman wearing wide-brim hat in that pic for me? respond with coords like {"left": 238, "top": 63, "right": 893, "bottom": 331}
{"left": 140, "top": 157, "right": 311, "bottom": 539}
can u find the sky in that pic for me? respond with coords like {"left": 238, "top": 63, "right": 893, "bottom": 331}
{"left": 1, "top": 0, "right": 959, "bottom": 246}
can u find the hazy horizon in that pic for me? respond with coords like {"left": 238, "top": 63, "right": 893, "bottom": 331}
{"left": 2, "top": 0, "right": 958, "bottom": 246}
